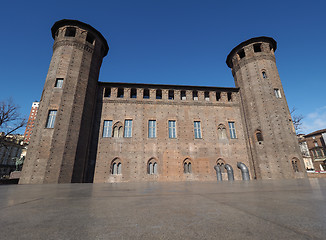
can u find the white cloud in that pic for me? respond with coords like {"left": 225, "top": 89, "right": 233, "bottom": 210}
{"left": 302, "top": 106, "right": 326, "bottom": 134}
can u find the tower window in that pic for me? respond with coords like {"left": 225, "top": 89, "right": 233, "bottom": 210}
{"left": 148, "top": 120, "right": 156, "bottom": 138}
{"left": 86, "top": 32, "right": 95, "bottom": 44}
{"left": 228, "top": 122, "right": 237, "bottom": 139}
{"left": 156, "top": 89, "right": 162, "bottom": 99}
{"left": 103, "top": 120, "right": 113, "bottom": 137}
{"left": 117, "top": 88, "right": 124, "bottom": 98}
{"left": 111, "top": 159, "right": 122, "bottom": 175}
{"left": 46, "top": 110, "right": 57, "bottom": 128}
{"left": 253, "top": 44, "right": 262, "bottom": 52}
{"left": 216, "top": 91, "right": 221, "bottom": 101}
{"left": 130, "top": 88, "right": 137, "bottom": 98}
{"left": 262, "top": 71, "right": 267, "bottom": 79}
{"left": 193, "top": 90, "right": 198, "bottom": 100}
{"left": 168, "top": 120, "right": 176, "bottom": 138}
{"left": 183, "top": 159, "right": 192, "bottom": 174}
{"left": 204, "top": 91, "right": 210, "bottom": 101}
{"left": 227, "top": 92, "right": 232, "bottom": 102}
{"left": 143, "top": 89, "right": 150, "bottom": 99}
{"left": 194, "top": 121, "right": 202, "bottom": 139}
{"left": 124, "top": 119, "right": 133, "bottom": 138}
{"left": 104, "top": 88, "right": 111, "bottom": 97}
{"left": 168, "top": 90, "right": 174, "bottom": 100}
{"left": 55, "top": 78, "right": 63, "bottom": 88}
{"left": 148, "top": 159, "right": 158, "bottom": 175}
{"left": 238, "top": 49, "right": 245, "bottom": 59}
{"left": 65, "top": 27, "right": 76, "bottom": 37}
{"left": 181, "top": 90, "right": 186, "bottom": 100}
{"left": 274, "top": 89, "right": 282, "bottom": 98}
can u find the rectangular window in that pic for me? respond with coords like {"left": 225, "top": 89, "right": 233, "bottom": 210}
{"left": 228, "top": 121, "right": 237, "bottom": 139}
{"left": 55, "top": 78, "right": 63, "bottom": 88}
{"left": 148, "top": 120, "right": 156, "bottom": 138}
{"left": 143, "top": 89, "right": 150, "bottom": 99}
{"left": 193, "top": 90, "right": 198, "bottom": 100}
{"left": 104, "top": 87, "right": 111, "bottom": 97}
{"left": 168, "top": 90, "right": 174, "bottom": 100}
{"left": 103, "top": 120, "right": 113, "bottom": 137}
{"left": 168, "top": 120, "right": 176, "bottom": 138}
{"left": 130, "top": 88, "right": 137, "bottom": 98}
{"left": 274, "top": 89, "right": 282, "bottom": 98}
{"left": 124, "top": 120, "right": 132, "bottom": 138}
{"left": 194, "top": 121, "right": 202, "bottom": 139}
{"left": 181, "top": 90, "right": 186, "bottom": 100}
{"left": 46, "top": 110, "right": 57, "bottom": 128}
{"left": 117, "top": 88, "right": 124, "bottom": 98}
{"left": 156, "top": 89, "right": 162, "bottom": 99}
{"left": 204, "top": 91, "right": 210, "bottom": 101}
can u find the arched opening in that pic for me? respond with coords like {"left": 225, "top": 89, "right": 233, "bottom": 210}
{"left": 147, "top": 158, "right": 158, "bottom": 175}
{"left": 216, "top": 158, "right": 225, "bottom": 173}
{"left": 218, "top": 124, "right": 227, "bottom": 140}
{"left": 111, "top": 158, "right": 122, "bottom": 175}
{"left": 291, "top": 158, "right": 300, "bottom": 172}
{"left": 255, "top": 130, "right": 263, "bottom": 143}
{"left": 183, "top": 158, "right": 192, "bottom": 174}
{"left": 112, "top": 122, "right": 123, "bottom": 138}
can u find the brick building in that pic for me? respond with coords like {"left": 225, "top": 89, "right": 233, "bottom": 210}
{"left": 23, "top": 102, "right": 39, "bottom": 144}
{"left": 19, "top": 19, "right": 306, "bottom": 184}
{"left": 303, "top": 129, "right": 326, "bottom": 171}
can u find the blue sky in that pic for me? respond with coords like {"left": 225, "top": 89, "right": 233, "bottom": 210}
{"left": 1, "top": 0, "right": 325, "bottom": 134}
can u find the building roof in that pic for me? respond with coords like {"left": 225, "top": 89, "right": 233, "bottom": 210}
{"left": 304, "top": 129, "right": 326, "bottom": 137}
{"left": 51, "top": 19, "right": 109, "bottom": 57}
{"left": 226, "top": 36, "right": 277, "bottom": 68}
{"left": 98, "top": 81, "right": 239, "bottom": 92}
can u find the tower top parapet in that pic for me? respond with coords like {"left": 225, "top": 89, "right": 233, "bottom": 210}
{"left": 51, "top": 19, "right": 109, "bottom": 57}
{"left": 226, "top": 36, "right": 277, "bottom": 68}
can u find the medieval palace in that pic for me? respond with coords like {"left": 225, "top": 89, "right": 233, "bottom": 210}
{"left": 19, "top": 19, "right": 306, "bottom": 184}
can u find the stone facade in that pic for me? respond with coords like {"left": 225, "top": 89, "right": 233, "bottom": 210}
{"left": 19, "top": 19, "right": 306, "bottom": 184}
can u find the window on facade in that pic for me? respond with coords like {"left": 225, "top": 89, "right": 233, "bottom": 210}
{"left": 103, "top": 120, "right": 113, "bottom": 137}
{"left": 216, "top": 91, "right": 221, "bottom": 101}
{"left": 227, "top": 92, "right": 232, "bottom": 101}
{"left": 183, "top": 159, "right": 192, "bottom": 174}
{"left": 148, "top": 159, "right": 158, "bottom": 175}
{"left": 316, "top": 148, "right": 323, "bottom": 158}
{"left": 143, "top": 89, "right": 150, "bottom": 99}
{"left": 130, "top": 88, "right": 137, "bottom": 98}
{"left": 124, "top": 120, "right": 133, "bottom": 137}
{"left": 238, "top": 49, "right": 245, "bottom": 59}
{"left": 156, "top": 89, "right": 162, "bottom": 99}
{"left": 253, "top": 43, "right": 262, "bottom": 52}
{"left": 256, "top": 131, "right": 263, "bottom": 142}
{"left": 216, "top": 159, "right": 225, "bottom": 173}
{"left": 204, "top": 91, "right": 210, "bottom": 101}
{"left": 193, "top": 90, "right": 198, "bottom": 100}
{"left": 314, "top": 141, "right": 318, "bottom": 147}
{"left": 262, "top": 71, "right": 267, "bottom": 79}
{"left": 111, "top": 159, "right": 122, "bottom": 175}
{"left": 65, "top": 27, "right": 76, "bottom": 37}
{"left": 86, "top": 32, "right": 95, "bottom": 44}
{"left": 104, "top": 87, "right": 111, "bottom": 97}
{"left": 46, "top": 110, "right": 57, "bottom": 128}
{"left": 55, "top": 78, "right": 63, "bottom": 88}
{"left": 113, "top": 122, "right": 123, "bottom": 138}
{"left": 292, "top": 159, "right": 299, "bottom": 172}
{"left": 148, "top": 120, "right": 156, "bottom": 138}
{"left": 168, "top": 120, "right": 176, "bottom": 138}
{"left": 218, "top": 124, "right": 227, "bottom": 140}
{"left": 168, "top": 90, "right": 174, "bottom": 100}
{"left": 228, "top": 122, "right": 237, "bottom": 139}
{"left": 194, "top": 121, "right": 202, "bottom": 139}
{"left": 117, "top": 88, "right": 124, "bottom": 98}
{"left": 274, "top": 89, "right": 281, "bottom": 98}
{"left": 181, "top": 90, "right": 186, "bottom": 100}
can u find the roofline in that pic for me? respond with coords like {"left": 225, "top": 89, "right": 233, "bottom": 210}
{"left": 51, "top": 19, "right": 109, "bottom": 57}
{"left": 98, "top": 81, "right": 239, "bottom": 91}
{"left": 304, "top": 129, "right": 326, "bottom": 137}
{"left": 226, "top": 36, "right": 277, "bottom": 68}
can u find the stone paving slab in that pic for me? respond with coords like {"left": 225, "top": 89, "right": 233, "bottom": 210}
{"left": 1, "top": 179, "right": 326, "bottom": 239}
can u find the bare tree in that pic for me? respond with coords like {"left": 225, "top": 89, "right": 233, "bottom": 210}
{"left": 290, "top": 107, "right": 304, "bottom": 134}
{"left": 0, "top": 98, "right": 27, "bottom": 147}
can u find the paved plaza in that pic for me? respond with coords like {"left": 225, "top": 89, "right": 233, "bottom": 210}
{"left": 1, "top": 179, "right": 326, "bottom": 239}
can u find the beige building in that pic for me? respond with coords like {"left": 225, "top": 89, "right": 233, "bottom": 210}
{"left": 19, "top": 19, "right": 306, "bottom": 184}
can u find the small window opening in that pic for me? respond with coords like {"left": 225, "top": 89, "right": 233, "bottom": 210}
{"left": 117, "top": 88, "right": 124, "bottom": 98}
{"left": 253, "top": 44, "right": 262, "bottom": 52}
{"left": 168, "top": 90, "right": 174, "bottom": 100}
{"left": 262, "top": 71, "right": 267, "bottom": 79}
{"left": 204, "top": 91, "right": 210, "bottom": 101}
{"left": 156, "top": 89, "right": 162, "bottom": 99}
{"left": 130, "top": 88, "right": 137, "bottom": 98}
{"left": 274, "top": 89, "right": 281, "bottom": 98}
{"left": 86, "top": 32, "right": 95, "bottom": 44}
{"left": 238, "top": 49, "right": 245, "bottom": 59}
{"left": 256, "top": 131, "right": 263, "bottom": 142}
{"left": 227, "top": 92, "right": 232, "bottom": 101}
{"left": 65, "top": 27, "right": 76, "bottom": 37}
{"left": 55, "top": 78, "right": 63, "bottom": 88}
{"left": 181, "top": 90, "right": 186, "bottom": 100}
{"left": 143, "top": 89, "right": 150, "bottom": 99}
{"left": 104, "top": 87, "right": 111, "bottom": 97}
{"left": 193, "top": 90, "right": 198, "bottom": 100}
{"left": 216, "top": 91, "right": 221, "bottom": 101}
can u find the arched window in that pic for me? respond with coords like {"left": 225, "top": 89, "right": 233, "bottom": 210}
{"left": 147, "top": 158, "right": 158, "bottom": 175}
{"left": 262, "top": 71, "right": 267, "bottom": 79}
{"left": 218, "top": 124, "right": 227, "bottom": 140}
{"left": 111, "top": 158, "right": 122, "bottom": 175}
{"left": 255, "top": 130, "right": 263, "bottom": 142}
{"left": 292, "top": 158, "right": 300, "bottom": 172}
{"left": 112, "top": 122, "right": 123, "bottom": 138}
{"left": 216, "top": 159, "right": 225, "bottom": 173}
{"left": 183, "top": 158, "right": 192, "bottom": 174}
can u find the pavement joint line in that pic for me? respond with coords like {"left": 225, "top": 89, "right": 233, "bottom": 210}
{"left": 0, "top": 198, "right": 43, "bottom": 210}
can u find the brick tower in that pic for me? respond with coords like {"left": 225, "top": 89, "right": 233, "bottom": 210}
{"left": 226, "top": 37, "right": 306, "bottom": 179}
{"left": 20, "top": 20, "right": 109, "bottom": 183}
